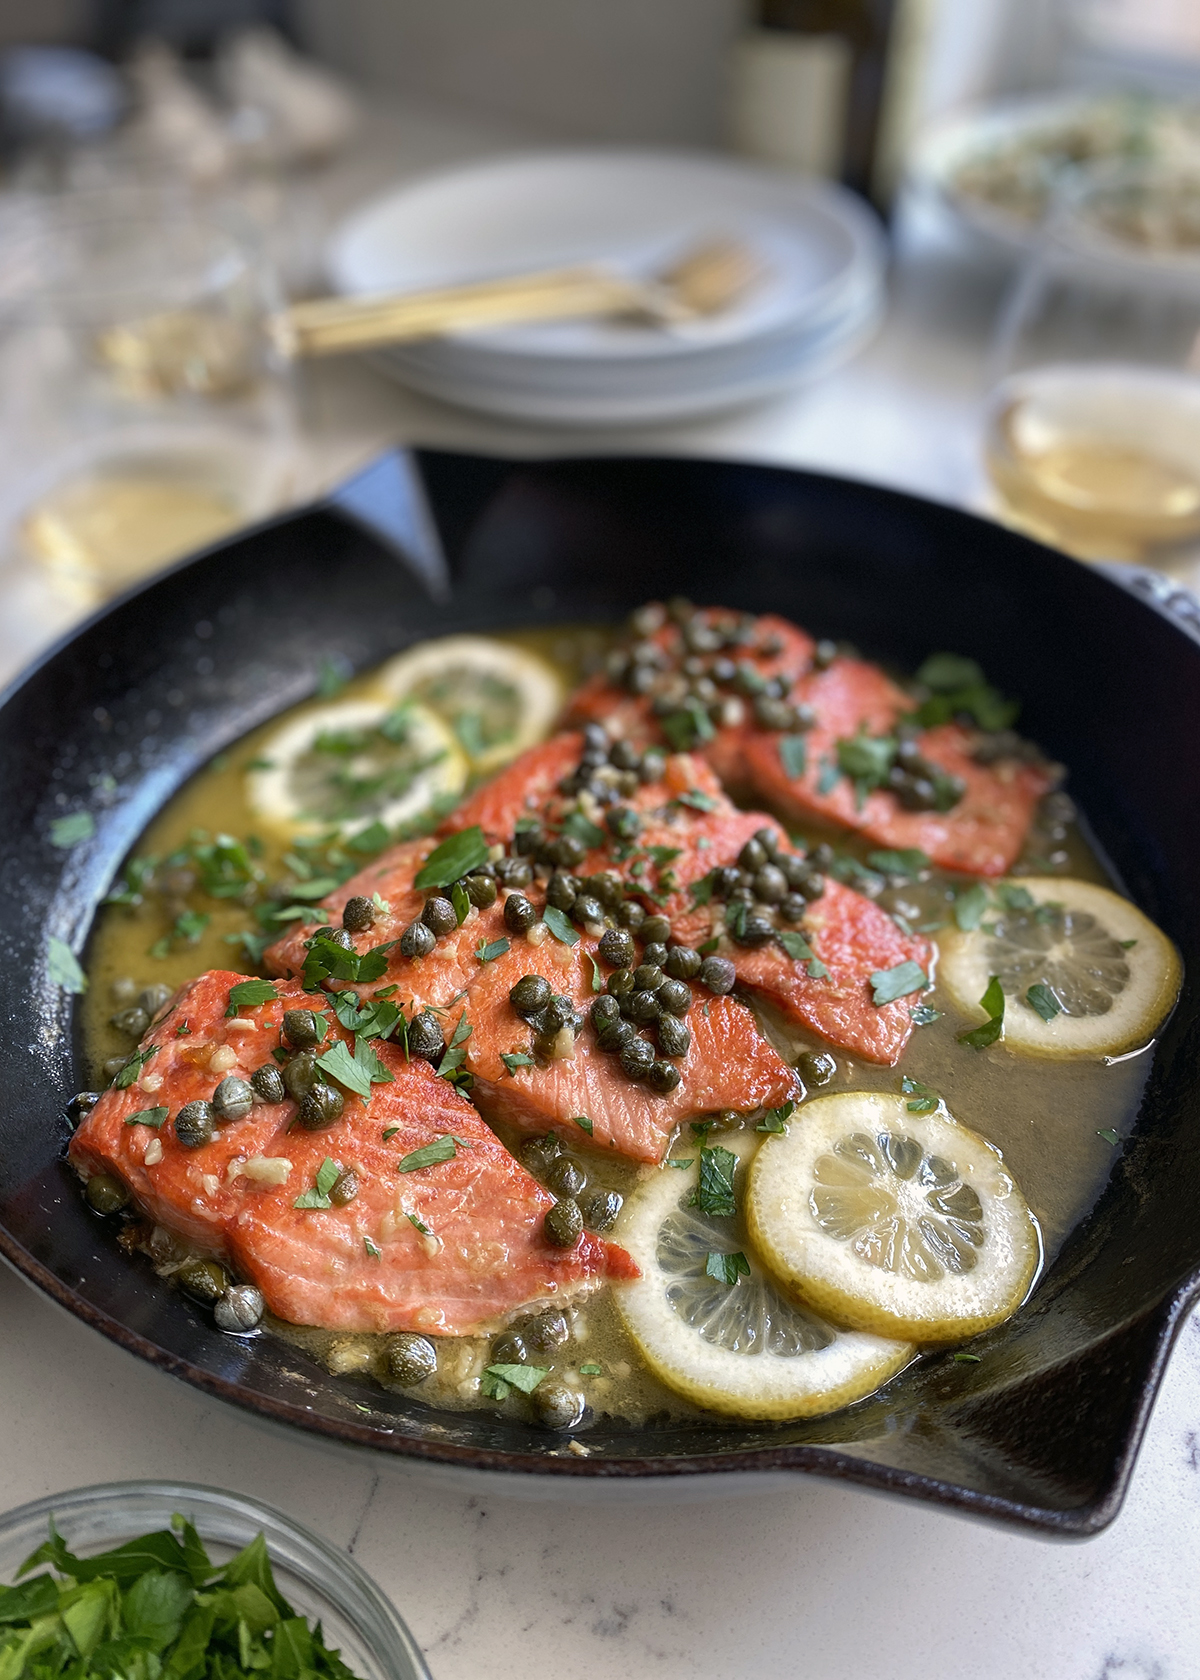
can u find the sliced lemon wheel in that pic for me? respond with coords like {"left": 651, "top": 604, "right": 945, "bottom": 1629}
{"left": 613, "top": 1134, "right": 912, "bottom": 1420}
{"left": 372, "top": 635, "right": 564, "bottom": 773}
{"left": 747, "top": 1092, "right": 1040, "bottom": 1343}
{"left": 938, "top": 877, "right": 1180, "bottom": 1058}
{"left": 246, "top": 698, "right": 467, "bottom": 840}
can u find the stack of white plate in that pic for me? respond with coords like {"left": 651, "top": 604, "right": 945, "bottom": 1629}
{"left": 326, "top": 150, "right": 888, "bottom": 426}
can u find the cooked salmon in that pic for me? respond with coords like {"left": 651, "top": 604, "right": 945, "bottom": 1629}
{"left": 440, "top": 733, "right": 584, "bottom": 844}
{"left": 71, "top": 968, "right": 637, "bottom": 1335}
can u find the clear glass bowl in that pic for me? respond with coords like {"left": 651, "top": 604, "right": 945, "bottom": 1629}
{"left": 0, "top": 1482, "right": 429, "bottom": 1680}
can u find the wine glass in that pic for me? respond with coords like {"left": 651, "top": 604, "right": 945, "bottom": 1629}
{"left": 983, "top": 160, "right": 1200, "bottom": 569}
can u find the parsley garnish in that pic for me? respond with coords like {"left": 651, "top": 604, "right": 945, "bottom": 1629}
{"left": 778, "top": 735, "right": 808, "bottom": 780}
{"left": 413, "top": 827, "right": 489, "bottom": 890}
{"left": 690, "top": 1145, "right": 738, "bottom": 1216}
{"left": 364, "top": 1236, "right": 382, "bottom": 1258}
{"left": 294, "top": 1157, "right": 340, "bottom": 1209}
{"left": 675, "top": 788, "right": 719, "bottom": 813}
{"left": 301, "top": 929, "right": 398, "bottom": 991}
{"left": 561, "top": 809, "right": 605, "bottom": 849}
{"left": 995, "top": 883, "right": 1036, "bottom": 913}
{"left": 952, "top": 1351, "right": 983, "bottom": 1364}
{"left": 662, "top": 702, "right": 715, "bottom": 752}
{"left": 406, "top": 1211, "right": 433, "bottom": 1236}
{"left": 756, "top": 1100, "right": 794, "bottom": 1133}
{"left": 579, "top": 1363, "right": 602, "bottom": 1376}
{"left": 47, "top": 937, "right": 87, "bottom": 994}
{"left": 690, "top": 871, "right": 716, "bottom": 908}
{"left": 573, "top": 1114, "right": 594, "bottom": 1136}
{"left": 113, "top": 1044, "right": 160, "bottom": 1089}
{"left": 901, "top": 1076, "right": 939, "bottom": 1113}
{"left": 958, "top": 975, "right": 1006, "bottom": 1049}
{"left": 482, "top": 1362, "right": 550, "bottom": 1400}
{"left": 1120, "top": 938, "right": 1138, "bottom": 950}
{"left": 705, "top": 1250, "right": 750, "bottom": 1285}
{"left": 398, "top": 1136, "right": 457, "bottom": 1173}
{"left": 316, "top": 1037, "right": 393, "bottom": 1098}
{"left": 1026, "top": 982, "right": 1061, "bottom": 1022}
{"left": 669, "top": 1159, "right": 694, "bottom": 1169}
{"left": 437, "top": 1012, "right": 472, "bottom": 1082}
{"left": 124, "top": 1106, "right": 168, "bottom": 1128}
{"left": 777, "top": 930, "right": 814, "bottom": 963}
{"left": 816, "top": 756, "right": 840, "bottom": 796}
{"left": 910, "top": 1003, "right": 942, "bottom": 1026}
{"left": 647, "top": 845, "right": 682, "bottom": 867}
{"left": 1097, "top": 1128, "right": 1120, "bottom": 1146}
{"left": 953, "top": 882, "right": 989, "bottom": 931}
{"left": 476, "top": 936, "right": 510, "bottom": 963}
{"left": 451, "top": 880, "right": 471, "bottom": 925}
{"left": 915, "top": 652, "right": 1017, "bottom": 732}
{"left": 501, "top": 1050, "right": 534, "bottom": 1075}
{"left": 869, "top": 960, "right": 928, "bottom": 1006}
{"left": 224, "top": 977, "right": 278, "bottom": 1017}
{"left": 49, "top": 811, "right": 95, "bottom": 848}
{"left": 867, "top": 848, "right": 929, "bottom": 877}
{"left": 542, "top": 905, "right": 580, "bottom": 944}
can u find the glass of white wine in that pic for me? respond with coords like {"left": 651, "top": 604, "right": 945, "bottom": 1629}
{"left": 0, "top": 186, "right": 298, "bottom": 607}
{"left": 984, "top": 161, "right": 1200, "bottom": 568}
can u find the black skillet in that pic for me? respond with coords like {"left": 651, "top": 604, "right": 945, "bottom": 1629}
{"left": 2, "top": 449, "right": 1198, "bottom": 1537}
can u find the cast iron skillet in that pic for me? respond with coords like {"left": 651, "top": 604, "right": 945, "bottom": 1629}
{"left": 2, "top": 450, "right": 1198, "bottom": 1537}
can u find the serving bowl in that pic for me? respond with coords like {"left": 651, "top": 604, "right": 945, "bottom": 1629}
{"left": 0, "top": 449, "right": 1197, "bottom": 1536}
{"left": 0, "top": 1480, "right": 429, "bottom": 1680}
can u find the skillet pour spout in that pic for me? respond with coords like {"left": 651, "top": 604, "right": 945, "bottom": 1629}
{"left": 1, "top": 447, "right": 1198, "bottom": 1537}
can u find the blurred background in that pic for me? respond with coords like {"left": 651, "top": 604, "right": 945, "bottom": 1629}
{"left": 1, "top": 0, "right": 1199, "bottom": 670}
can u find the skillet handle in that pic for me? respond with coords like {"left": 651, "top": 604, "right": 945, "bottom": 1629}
{"left": 1100, "top": 562, "right": 1200, "bottom": 649}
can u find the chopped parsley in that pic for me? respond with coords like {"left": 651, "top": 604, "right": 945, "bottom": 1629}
{"left": 301, "top": 930, "right": 398, "bottom": 991}
{"left": 476, "top": 935, "right": 511, "bottom": 963}
{"left": 413, "top": 826, "right": 489, "bottom": 889}
{"left": 901, "top": 1076, "right": 939, "bottom": 1114}
{"left": 690, "top": 871, "right": 716, "bottom": 908}
{"left": 953, "top": 882, "right": 989, "bottom": 931}
{"left": 113, "top": 1044, "right": 160, "bottom": 1089}
{"left": 561, "top": 809, "right": 605, "bottom": 849}
{"left": 501, "top": 1050, "right": 534, "bottom": 1075}
{"left": 866, "top": 848, "right": 929, "bottom": 878}
{"left": 124, "top": 1106, "right": 168, "bottom": 1128}
{"left": 910, "top": 1004, "right": 942, "bottom": 1026}
{"left": 316, "top": 1038, "right": 393, "bottom": 1099}
{"left": 777, "top": 929, "right": 814, "bottom": 963}
{"left": 225, "top": 977, "right": 278, "bottom": 1017}
{"left": 49, "top": 811, "right": 95, "bottom": 848}
{"left": 436, "top": 1012, "right": 472, "bottom": 1083}
{"left": 450, "top": 880, "right": 471, "bottom": 925}
{"left": 406, "top": 1211, "right": 433, "bottom": 1237}
{"left": 1026, "top": 982, "right": 1062, "bottom": 1022}
{"left": 1097, "top": 1128, "right": 1120, "bottom": 1146}
{"left": 958, "top": 975, "right": 1006, "bottom": 1049}
{"left": 669, "top": 1159, "right": 694, "bottom": 1169}
{"left": 690, "top": 1145, "right": 738, "bottom": 1217}
{"left": 382, "top": 1126, "right": 401, "bottom": 1141}
{"left": 294, "top": 1157, "right": 340, "bottom": 1209}
{"left": 542, "top": 905, "right": 580, "bottom": 945}
{"left": 573, "top": 1114, "right": 594, "bottom": 1136}
{"left": 778, "top": 735, "right": 808, "bottom": 780}
{"left": 364, "top": 1236, "right": 382, "bottom": 1258}
{"left": 952, "top": 1351, "right": 983, "bottom": 1365}
{"left": 756, "top": 1101, "right": 794, "bottom": 1133}
{"left": 675, "top": 787, "right": 719, "bottom": 813}
{"left": 869, "top": 960, "right": 928, "bottom": 1006}
{"left": 915, "top": 653, "right": 1017, "bottom": 732}
{"left": 579, "top": 1363, "right": 602, "bottom": 1376}
{"left": 705, "top": 1250, "right": 750, "bottom": 1285}
{"left": 398, "top": 1136, "right": 458, "bottom": 1173}
{"left": 47, "top": 937, "right": 87, "bottom": 994}
{"left": 482, "top": 1362, "right": 550, "bottom": 1400}
{"left": 662, "top": 701, "right": 715, "bottom": 752}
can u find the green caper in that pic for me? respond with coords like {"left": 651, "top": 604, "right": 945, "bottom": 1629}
{"left": 67, "top": 1091, "right": 100, "bottom": 1124}
{"left": 298, "top": 1083, "right": 344, "bottom": 1129}
{"left": 212, "top": 1076, "right": 254, "bottom": 1123}
{"left": 407, "top": 1011, "right": 446, "bottom": 1063}
{"left": 519, "top": 1133, "right": 562, "bottom": 1178}
{"left": 609, "top": 739, "right": 641, "bottom": 771}
{"left": 698, "top": 956, "right": 736, "bottom": 994}
{"left": 633, "top": 963, "right": 664, "bottom": 992}
{"left": 571, "top": 894, "right": 604, "bottom": 928}
{"left": 779, "top": 893, "right": 808, "bottom": 924}
{"left": 250, "top": 1064, "right": 286, "bottom": 1105}
{"left": 543, "top": 995, "right": 578, "bottom": 1032}
{"left": 342, "top": 895, "right": 376, "bottom": 933}
{"left": 282, "top": 1009, "right": 323, "bottom": 1049}
{"left": 531, "top": 1379, "right": 585, "bottom": 1430}
{"left": 646, "top": 1060, "right": 682, "bottom": 1094}
{"left": 753, "top": 826, "right": 781, "bottom": 855}
{"left": 330, "top": 1168, "right": 359, "bottom": 1205}
{"left": 656, "top": 977, "right": 691, "bottom": 1016}
{"left": 519, "top": 1309, "right": 570, "bottom": 1354}
{"left": 495, "top": 856, "right": 533, "bottom": 889}
{"left": 618, "top": 1038, "right": 655, "bottom": 1080}
{"left": 138, "top": 983, "right": 174, "bottom": 1017}
{"left": 510, "top": 973, "right": 553, "bottom": 1021}
{"left": 605, "top": 805, "right": 641, "bottom": 840}
{"left": 753, "top": 865, "right": 788, "bottom": 904}
{"left": 544, "top": 1197, "right": 584, "bottom": 1248}
{"left": 491, "top": 1329, "right": 527, "bottom": 1366}
{"left": 738, "top": 838, "right": 767, "bottom": 872}
{"left": 175, "top": 1101, "right": 215, "bottom": 1149}
{"left": 422, "top": 895, "right": 458, "bottom": 935}
{"left": 579, "top": 1188, "right": 623, "bottom": 1234}
{"left": 616, "top": 899, "right": 646, "bottom": 931}
{"left": 731, "top": 913, "right": 775, "bottom": 949}
{"left": 621, "top": 990, "right": 659, "bottom": 1026}
{"left": 399, "top": 919, "right": 438, "bottom": 958}
{"left": 640, "top": 749, "right": 666, "bottom": 784}
{"left": 597, "top": 1016, "right": 635, "bottom": 1052}
{"left": 322, "top": 927, "right": 357, "bottom": 952}
{"left": 545, "top": 1155, "right": 587, "bottom": 1197}
{"left": 585, "top": 872, "right": 625, "bottom": 910}
{"left": 656, "top": 1014, "right": 691, "bottom": 1059}
{"left": 798, "top": 1050, "right": 837, "bottom": 1087}
{"left": 176, "top": 1258, "right": 229, "bottom": 1304}
{"left": 503, "top": 893, "right": 537, "bottom": 934}
{"left": 110, "top": 1005, "right": 149, "bottom": 1039}
{"left": 641, "top": 942, "right": 669, "bottom": 969}
{"left": 514, "top": 823, "right": 543, "bottom": 855}
{"left": 465, "top": 872, "right": 497, "bottom": 908}
{"left": 384, "top": 1332, "right": 437, "bottom": 1386}
{"left": 214, "top": 1283, "right": 264, "bottom": 1332}
{"left": 545, "top": 834, "right": 587, "bottom": 869}
{"left": 85, "top": 1172, "right": 130, "bottom": 1215}
{"left": 590, "top": 994, "right": 621, "bottom": 1033}
{"left": 546, "top": 873, "right": 581, "bottom": 911}
{"left": 640, "top": 915, "right": 672, "bottom": 945}
{"left": 607, "top": 969, "right": 636, "bottom": 1001}
{"left": 282, "top": 1050, "right": 320, "bottom": 1102}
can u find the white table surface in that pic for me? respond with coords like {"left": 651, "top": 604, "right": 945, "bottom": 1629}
{"left": 3, "top": 103, "right": 1200, "bottom": 1680}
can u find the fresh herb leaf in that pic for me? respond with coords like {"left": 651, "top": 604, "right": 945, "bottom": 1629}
{"left": 347, "top": 820, "right": 390, "bottom": 855}
{"left": 561, "top": 809, "right": 605, "bottom": 849}
{"left": 501, "top": 1050, "right": 534, "bottom": 1075}
{"left": 662, "top": 701, "right": 715, "bottom": 752}
{"left": 113, "top": 1044, "right": 159, "bottom": 1089}
{"left": 866, "top": 848, "right": 930, "bottom": 878}
{"left": 1097, "top": 1128, "right": 1120, "bottom": 1146}
{"left": 915, "top": 653, "right": 1018, "bottom": 732}
{"left": 958, "top": 975, "right": 1006, "bottom": 1049}
{"left": 1120, "top": 938, "right": 1138, "bottom": 950}
{"left": 669, "top": 1159, "right": 694, "bottom": 1169}
{"left": 413, "top": 827, "right": 489, "bottom": 889}
{"left": 449, "top": 879, "right": 471, "bottom": 926}
{"left": 647, "top": 845, "right": 682, "bottom": 868}
{"left": 816, "top": 756, "right": 840, "bottom": 796}
{"left": 777, "top": 929, "right": 814, "bottom": 962}
{"left": 382, "top": 1126, "right": 401, "bottom": 1141}
{"left": 690, "top": 871, "right": 716, "bottom": 908}
{"left": 995, "top": 883, "right": 1036, "bottom": 913}
{"left": 910, "top": 1004, "right": 942, "bottom": 1026}
{"left": 835, "top": 731, "right": 895, "bottom": 802}
{"left": 756, "top": 1100, "right": 794, "bottom": 1134}
{"left": 47, "top": 936, "right": 87, "bottom": 994}
{"left": 901, "top": 1075, "right": 939, "bottom": 1113}
{"left": 398, "top": 1136, "right": 457, "bottom": 1173}
{"left": 50, "top": 811, "right": 95, "bottom": 848}
{"left": 690, "top": 1120, "right": 715, "bottom": 1141}
{"left": 224, "top": 978, "right": 278, "bottom": 1017}
{"left": 952, "top": 1351, "right": 982, "bottom": 1364}
{"left": 689, "top": 1145, "right": 738, "bottom": 1217}
{"left": 587, "top": 953, "right": 604, "bottom": 993}
{"left": 573, "top": 1114, "right": 594, "bottom": 1136}
{"left": 869, "top": 960, "right": 928, "bottom": 1006}
{"left": 1026, "top": 982, "right": 1062, "bottom": 1022}
{"left": 436, "top": 1011, "right": 472, "bottom": 1080}
{"left": 293, "top": 1157, "right": 340, "bottom": 1210}
{"left": 698, "top": 936, "right": 720, "bottom": 955}
{"left": 807, "top": 958, "right": 829, "bottom": 980}
{"left": 364, "top": 1236, "right": 381, "bottom": 1258}
{"left": 476, "top": 935, "right": 510, "bottom": 963}
{"left": 953, "top": 882, "right": 989, "bottom": 932}
{"left": 406, "top": 1211, "right": 433, "bottom": 1236}
{"left": 125, "top": 1106, "right": 168, "bottom": 1128}
{"left": 579, "top": 1363, "right": 602, "bottom": 1376}
{"left": 676, "top": 788, "right": 719, "bottom": 813}
{"left": 705, "top": 1250, "right": 750, "bottom": 1285}
{"left": 542, "top": 904, "right": 580, "bottom": 945}
{"left": 484, "top": 1362, "right": 548, "bottom": 1396}
{"left": 315, "top": 1039, "right": 373, "bottom": 1099}
{"left": 777, "top": 734, "right": 808, "bottom": 780}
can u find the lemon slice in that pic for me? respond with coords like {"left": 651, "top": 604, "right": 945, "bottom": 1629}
{"left": 372, "top": 635, "right": 564, "bottom": 773}
{"left": 938, "top": 877, "right": 1181, "bottom": 1058}
{"left": 246, "top": 698, "right": 467, "bottom": 840}
{"left": 613, "top": 1134, "right": 913, "bottom": 1420}
{"left": 747, "top": 1092, "right": 1040, "bottom": 1343}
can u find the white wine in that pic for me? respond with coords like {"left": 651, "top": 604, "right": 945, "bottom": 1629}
{"left": 985, "top": 364, "right": 1200, "bottom": 561}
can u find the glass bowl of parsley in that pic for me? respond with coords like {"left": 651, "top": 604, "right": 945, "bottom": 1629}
{"left": 0, "top": 1482, "right": 430, "bottom": 1680}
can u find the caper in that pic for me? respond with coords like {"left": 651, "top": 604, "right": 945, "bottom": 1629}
{"left": 503, "top": 893, "right": 537, "bottom": 934}
{"left": 661, "top": 946, "right": 699, "bottom": 984}
{"left": 605, "top": 737, "right": 638, "bottom": 771}
{"left": 579, "top": 1189, "right": 623, "bottom": 1234}
{"left": 711, "top": 866, "right": 740, "bottom": 900}
{"left": 510, "top": 973, "right": 553, "bottom": 1021}
{"left": 491, "top": 1329, "right": 527, "bottom": 1366}
{"left": 138, "top": 983, "right": 174, "bottom": 1016}
{"left": 641, "top": 915, "right": 672, "bottom": 946}
{"left": 616, "top": 899, "right": 646, "bottom": 931}
{"left": 607, "top": 968, "right": 636, "bottom": 1001}
{"left": 298, "top": 1083, "right": 344, "bottom": 1130}
{"left": 520, "top": 1308, "right": 570, "bottom": 1354}
{"left": 646, "top": 1060, "right": 683, "bottom": 1094}
{"left": 619, "top": 1037, "right": 655, "bottom": 1080}
{"left": 465, "top": 872, "right": 498, "bottom": 908}
{"left": 753, "top": 696, "right": 795, "bottom": 731}
{"left": 738, "top": 838, "right": 767, "bottom": 872}
{"left": 598, "top": 927, "right": 635, "bottom": 969}
{"left": 176, "top": 1258, "right": 228, "bottom": 1304}
{"left": 322, "top": 927, "right": 356, "bottom": 952}
{"left": 495, "top": 856, "right": 533, "bottom": 889}
{"left": 699, "top": 956, "right": 736, "bottom": 994}
{"left": 110, "top": 1005, "right": 149, "bottom": 1039}
{"left": 175, "top": 1100, "right": 215, "bottom": 1149}
{"left": 546, "top": 834, "right": 587, "bottom": 869}
{"left": 597, "top": 1017, "right": 636, "bottom": 1052}
{"left": 590, "top": 993, "right": 621, "bottom": 1032}
{"left": 779, "top": 893, "right": 808, "bottom": 924}
{"left": 571, "top": 894, "right": 604, "bottom": 927}
{"left": 546, "top": 873, "right": 580, "bottom": 911}
{"left": 586, "top": 872, "right": 625, "bottom": 910}
{"left": 214, "top": 1282, "right": 265, "bottom": 1332}
{"left": 385, "top": 1331, "right": 437, "bottom": 1386}
{"left": 514, "top": 823, "right": 544, "bottom": 856}
{"left": 250, "top": 1063, "right": 286, "bottom": 1105}
{"left": 634, "top": 963, "right": 665, "bottom": 994}
{"left": 798, "top": 1050, "right": 837, "bottom": 1087}
{"left": 737, "top": 913, "right": 776, "bottom": 948}
{"left": 545, "top": 1155, "right": 587, "bottom": 1197}
{"left": 753, "top": 864, "right": 788, "bottom": 904}
{"left": 640, "top": 749, "right": 667, "bottom": 784}
{"left": 531, "top": 1379, "right": 585, "bottom": 1430}
{"left": 812, "top": 638, "right": 837, "bottom": 670}
{"left": 85, "top": 1172, "right": 129, "bottom": 1214}
{"left": 283, "top": 1050, "right": 320, "bottom": 1102}
{"left": 67, "top": 1090, "right": 101, "bottom": 1123}
{"left": 407, "top": 1011, "right": 445, "bottom": 1063}
{"left": 399, "top": 920, "right": 437, "bottom": 958}
{"left": 103, "top": 1056, "right": 130, "bottom": 1080}
{"left": 753, "top": 826, "right": 780, "bottom": 855}
{"left": 654, "top": 977, "right": 691, "bottom": 1017}
{"left": 212, "top": 1076, "right": 254, "bottom": 1123}
{"left": 809, "top": 842, "right": 835, "bottom": 869}
{"left": 520, "top": 1133, "right": 562, "bottom": 1177}
{"left": 544, "top": 1198, "right": 584, "bottom": 1248}
{"left": 342, "top": 895, "right": 376, "bottom": 933}
{"left": 605, "top": 805, "right": 640, "bottom": 840}
{"left": 623, "top": 989, "right": 661, "bottom": 1025}
{"left": 796, "top": 871, "right": 825, "bottom": 902}
{"left": 656, "top": 1014, "right": 691, "bottom": 1058}
{"left": 422, "top": 895, "right": 458, "bottom": 936}
{"left": 582, "top": 721, "right": 610, "bottom": 753}
{"left": 330, "top": 1168, "right": 359, "bottom": 1205}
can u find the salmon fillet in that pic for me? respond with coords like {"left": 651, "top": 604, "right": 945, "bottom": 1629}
{"left": 71, "top": 968, "right": 636, "bottom": 1335}
{"left": 441, "top": 733, "right": 584, "bottom": 844}
{"left": 462, "top": 930, "right": 798, "bottom": 1163}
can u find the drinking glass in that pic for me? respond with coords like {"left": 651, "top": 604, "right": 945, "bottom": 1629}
{"left": 0, "top": 186, "right": 298, "bottom": 606}
{"left": 983, "top": 161, "right": 1200, "bottom": 565}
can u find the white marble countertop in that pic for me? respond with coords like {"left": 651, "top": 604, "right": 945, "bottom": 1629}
{"left": 3, "top": 103, "right": 1200, "bottom": 1680}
